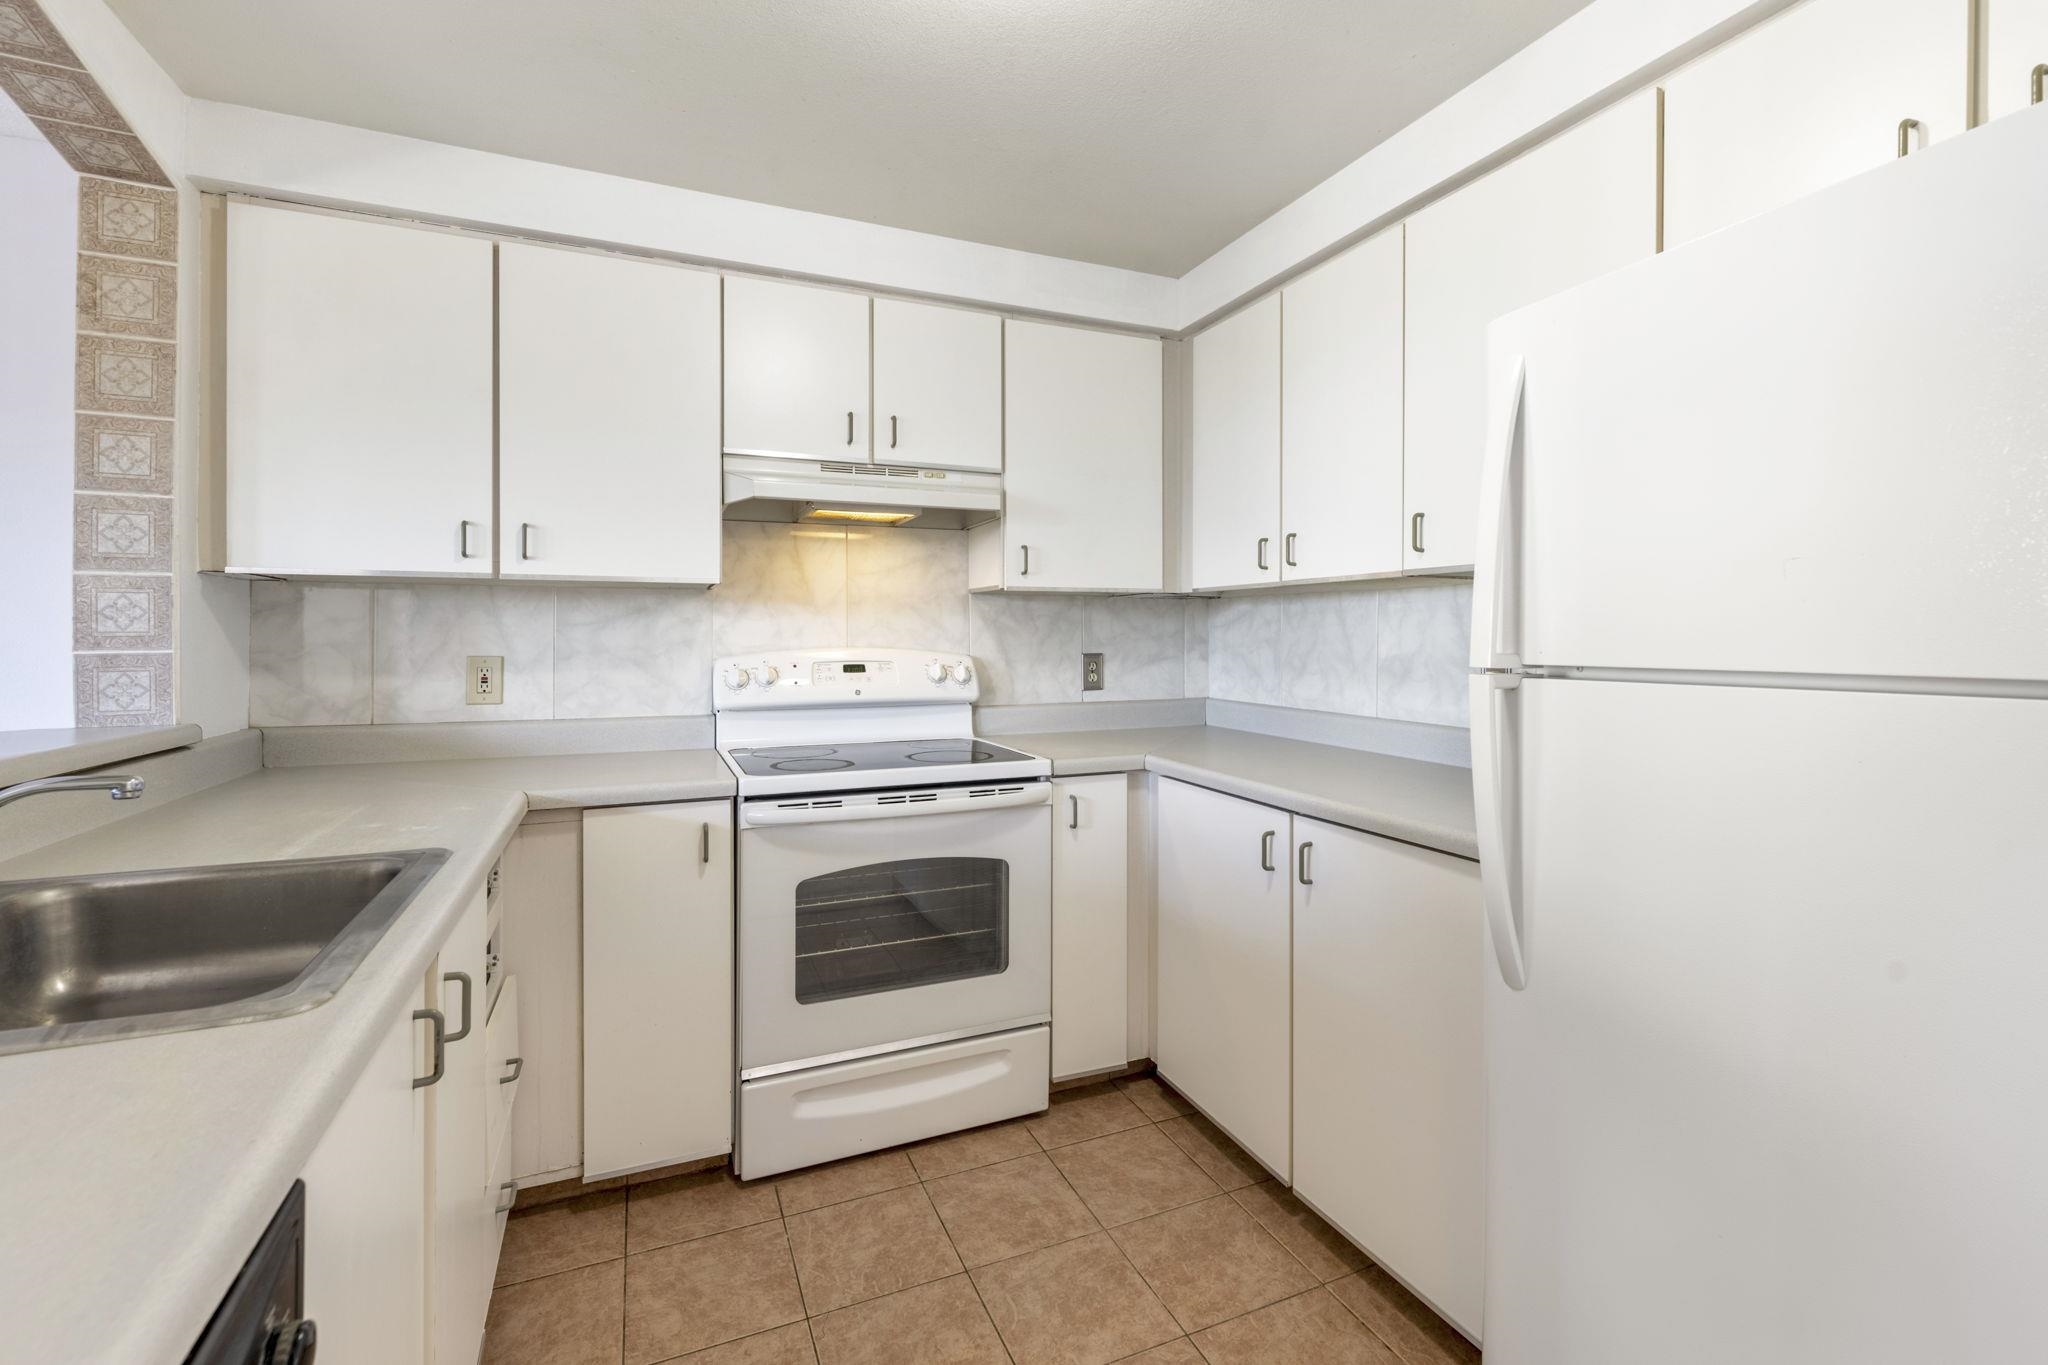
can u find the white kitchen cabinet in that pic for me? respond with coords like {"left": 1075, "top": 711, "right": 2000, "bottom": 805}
{"left": 1190, "top": 294, "right": 1281, "bottom": 591}
{"left": 1663, "top": 0, "right": 1970, "bottom": 248}
{"left": 873, "top": 297, "right": 1003, "bottom": 471}
{"left": 1986, "top": 0, "right": 2048, "bottom": 119}
{"left": 300, "top": 976, "right": 430, "bottom": 1365}
{"left": 502, "top": 813, "right": 582, "bottom": 1185}
{"left": 428, "top": 888, "right": 495, "bottom": 1365}
{"left": 582, "top": 800, "right": 735, "bottom": 1179}
{"left": 1404, "top": 89, "right": 1659, "bottom": 573}
{"left": 1280, "top": 227, "right": 1405, "bottom": 583}
{"left": 1052, "top": 774, "right": 1131, "bottom": 1080}
{"left": 1292, "top": 819, "right": 1485, "bottom": 1337}
{"left": 1154, "top": 778, "right": 1290, "bottom": 1179}
{"left": 723, "top": 275, "right": 871, "bottom": 461}
{"left": 498, "top": 245, "right": 722, "bottom": 583}
{"left": 224, "top": 201, "right": 494, "bottom": 578}
{"left": 990, "top": 319, "right": 1164, "bottom": 592}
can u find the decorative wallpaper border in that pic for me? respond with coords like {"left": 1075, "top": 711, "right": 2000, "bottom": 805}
{"left": 2, "top": 0, "right": 180, "bottom": 725}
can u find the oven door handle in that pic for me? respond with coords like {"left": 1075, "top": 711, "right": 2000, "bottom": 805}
{"left": 742, "top": 784, "right": 1052, "bottom": 828}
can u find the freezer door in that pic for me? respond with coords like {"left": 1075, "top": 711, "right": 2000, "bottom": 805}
{"left": 1480, "top": 677, "right": 2048, "bottom": 1364}
{"left": 1478, "top": 107, "right": 2048, "bottom": 683}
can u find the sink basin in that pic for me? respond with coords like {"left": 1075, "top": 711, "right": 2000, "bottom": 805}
{"left": 0, "top": 848, "right": 448, "bottom": 1056}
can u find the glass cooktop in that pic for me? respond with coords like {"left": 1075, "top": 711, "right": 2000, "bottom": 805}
{"left": 725, "top": 738, "right": 1040, "bottom": 777}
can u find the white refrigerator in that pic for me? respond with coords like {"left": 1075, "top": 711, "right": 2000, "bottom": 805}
{"left": 1471, "top": 107, "right": 2048, "bottom": 1363}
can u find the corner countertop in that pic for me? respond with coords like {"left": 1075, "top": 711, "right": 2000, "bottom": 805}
{"left": 288, "top": 747, "right": 738, "bottom": 809}
{"left": 1009, "top": 726, "right": 1478, "bottom": 861}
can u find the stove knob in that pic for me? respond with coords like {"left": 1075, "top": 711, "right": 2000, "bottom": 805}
{"left": 721, "top": 664, "right": 753, "bottom": 691}
{"left": 950, "top": 662, "right": 974, "bottom": 686}
{"left": 755, "top": 665, "right": 780, "bottom": 687}
{"left": 925, "top": 662, "right": 950, "bottom": 685}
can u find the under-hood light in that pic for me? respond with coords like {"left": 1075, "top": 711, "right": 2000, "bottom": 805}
{"left": 800, "top": 504, "right": 921, "bottom": 525}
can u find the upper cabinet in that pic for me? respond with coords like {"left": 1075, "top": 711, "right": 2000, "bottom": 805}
{"left": 986, "top": 319, "right": 1162, "bottom": 593}
{"left": 1986, "top": 0, "right": 2048, "bottom": 120}
{"left": 1190, "top": 295, "right": 1280, "bottom": 591}
{"left": 722, "top": 275, "right": 872, "bottom": 461}
{"left": 1280, "top": 226, "right": 1404, "bottom": 583}
{"left": 224, "top": 201, "right": 494, "bottom": 578}
{"left": 1662, "top": 0, "right": 1971, "bottom": 249}
{"left": 1405, "top": 88, "right": 1660, "bottom": 573}
{"left": 498, "top": 244, "right": 722, "bottom": 584}
{"left": 872, "top": 297, "right": 1003, "bottom": 471}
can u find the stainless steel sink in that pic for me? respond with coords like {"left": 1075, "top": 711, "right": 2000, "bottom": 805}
{"left": 0, "top": 848, "right": 448, "bottom": 1056}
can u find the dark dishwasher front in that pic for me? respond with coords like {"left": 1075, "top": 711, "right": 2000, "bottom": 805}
{"left": 184, "top": 1179, "right": 316, "bottom": 1365}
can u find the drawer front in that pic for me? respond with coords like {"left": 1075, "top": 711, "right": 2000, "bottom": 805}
{"left": 738, "top": 1024, "right": 1049, "bottom": 1180}
{"left": 486, "top": 974, "right": 521, "bottom": 1173}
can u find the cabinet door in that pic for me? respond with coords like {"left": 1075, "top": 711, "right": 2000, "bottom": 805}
{"left": 1404, "top": 89, "right": 1659, "bottom": 573}
{"left": 1052, "top": 774, "right": 1131, "bottom": 1080}
{"left": 499, "top": 245, "right": 721, "bottom": 582}
{"left": 873, "top": 297, "right": 1002, "bottom": 471}
{"left": 1292, "top": 819, "right": 1485, "bottom": 1337}
{"left": 583, "top": 799, "right": 735, "bottom": 1179}
{"left": 1002, "top": 320, "right": 1164, "bottom": 592}
{"left": 225, "top": 202, "right": 493, "bottom": 577}
{"left": 300, "top": 982, "right": 429, "bottom": 1365}
{"left": 1663, "top": 0, "right": 1970, "bottom": 247}
{"left": 430, "top": 888, "right": 494, "bottom": 1365}
{"left": 1281, "top": 227, "right": 1404, "bottom": 582}
{"left": 1191, "top": 294, "right": 1281, "bottom": 590}
{"left": 1986, "top": 0, "right": 2048, "bottom": 119}
{"left": 503, "top": 815, "right": 583, "bottom": 1184}
{"left": 723, "top": 275, "right": 870, "bottom": 461}
{"left": 1154, "top": 779, "right": 1290, "bottom": 1178}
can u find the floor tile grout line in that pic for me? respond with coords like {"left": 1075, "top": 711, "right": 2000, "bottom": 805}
{"left": 916, "top": 1162, "right": 1018, "bottom": 1365}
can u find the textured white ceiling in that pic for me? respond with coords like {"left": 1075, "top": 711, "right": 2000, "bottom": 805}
{"left": 103, "top": 0, "right": 1594, "bottom": 275}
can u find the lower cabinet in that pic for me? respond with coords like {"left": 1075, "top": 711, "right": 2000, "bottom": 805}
{"left": 1291, "top": 818, "right": 1485, "bottom": 1337}
{"left": 429, "top": 887, "right": 497, "bottom": 1365}
{"left": 582, "top": 800, "right": 736, "bottom": 1179}
{"left": 1051, "top": 773, "right": 1131, "bottom": 1080}
{"left": 1154, "top": 778, "right": 1291, "bottom": 1179}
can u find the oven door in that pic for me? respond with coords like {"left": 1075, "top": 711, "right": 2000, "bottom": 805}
{"left": 738, "top": 784, "right": 1052, "bottom": 1075}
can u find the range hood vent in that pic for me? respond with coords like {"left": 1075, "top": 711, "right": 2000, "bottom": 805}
{"left": 723, "top": 455, "right": 1002, "bottom": 530}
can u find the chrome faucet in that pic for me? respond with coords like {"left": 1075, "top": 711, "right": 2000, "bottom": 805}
{"left": 0, "top": 773, "right": 146, "bottom": 810}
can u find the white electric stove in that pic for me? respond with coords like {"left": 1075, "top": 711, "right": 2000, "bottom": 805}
{"left": 715, "top": 648, "right": 1053, "bottom": 1179}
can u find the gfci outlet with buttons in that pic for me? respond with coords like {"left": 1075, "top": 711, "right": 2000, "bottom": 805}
{"left": 467, "top": 655, "right": 504, "bottom": 705}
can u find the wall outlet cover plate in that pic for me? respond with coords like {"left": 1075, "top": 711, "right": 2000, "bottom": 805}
{"left": 1082, "top": 652, "right": 1105, "bottom": 691}
{"left": 467, "top": 654, "right": 504, "bottom": 705}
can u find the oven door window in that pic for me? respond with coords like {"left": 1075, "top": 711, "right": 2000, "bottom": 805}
{"left": 794, "top": 857, "right": 1010, "bottom": 1004}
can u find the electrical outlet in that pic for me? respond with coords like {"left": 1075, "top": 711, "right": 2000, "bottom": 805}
{"left": 467, "top": 655, "right": 504, "bottom": 705}
{"left": 1082, "top": 652, "right": 1105, "bottom": 692}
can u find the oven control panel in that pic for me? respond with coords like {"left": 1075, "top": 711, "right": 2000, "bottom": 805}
{"left": 713, "top": 648, "right": 979, "bottom": 708}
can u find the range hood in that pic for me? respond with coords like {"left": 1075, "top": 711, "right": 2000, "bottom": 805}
{"left": 722, "top": 455, "right": 1002, "bottom": 530}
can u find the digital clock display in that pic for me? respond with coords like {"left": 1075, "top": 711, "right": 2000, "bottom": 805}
{"left": 842, "top": 663, "right": 867, "bottom": 674}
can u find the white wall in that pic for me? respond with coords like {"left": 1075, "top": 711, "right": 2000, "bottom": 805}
{"left": 0, "top": 124, "right": 80, "bottom": 729}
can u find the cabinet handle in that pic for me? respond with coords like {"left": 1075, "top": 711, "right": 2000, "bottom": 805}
{"left": 441, "top": 971, "right": 473, "bottom": 1043}
{"left": 411, "top": 1008, "right": 446, "bottom": 1088}
{"left": 1069, "top": 794, "right": 1080, "bottom": 830}
{"left": 1020, "top": 545, "right": 1031, "bottom": 576}
{"left": 699, "top": 821, "right": 710, "bottom": 865}
{"left": 495, "top": 1182, "right": 518, "bottom": 1215}
{"left": 2034, "top": 63, "right": 2047, "bottom": 106}
{"left": 890, "top": 415, "right": 899, "bottom": 449}
{"left": 1297, "top": 840, "right": 1315, "bottom": 886}
{"left": 1411, "top": 512, "right": 1426, "bottom": 555}
{"left": 1283, "top": 532, "right": 1297, "bottom": 568}
{"left": 846, "top": 410, "right": 856, "bottom": 445}
{"left": 1260, "top": 829, "right": 1276, "bottom": 872}
{"left": 459, "top": 520, "right": 480, "bottom": 559}
{"left": 1256, "top": 537, "right": 1270, "bottom": 571}
{"left": 519, "top": 522, "right": 536, "bottom": 560}
{"left": 500, "top": 1056, "right": 524, "bottom": 1085}
{"left": 1897, "top": 117, "right": 1921, "bottom": 158}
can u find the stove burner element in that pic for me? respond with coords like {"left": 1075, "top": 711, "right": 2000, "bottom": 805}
{"left": 747, "top": 745, "right": 837, "bottom": 759}
{"left": 770, "top": 757, "right": 856, "bottom": 772}
{"left": 905, "top": 747, "right": 984, "bottom": 764}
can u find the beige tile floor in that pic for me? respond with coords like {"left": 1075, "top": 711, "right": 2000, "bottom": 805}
{"left": 483, "top": 1073, "right": 1481, "bottom": 1365}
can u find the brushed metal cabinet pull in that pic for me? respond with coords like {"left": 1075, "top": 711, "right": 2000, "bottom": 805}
{"left": 699, "top": 822, "right": 710, "bottom": 865}
{"left": 1284, "top": 532, "right": 1297, "bottom": 568}
{"left": 459, "top": 520, "right": 480, "bottom": 559}
{"left": 442, "top": 971, "right": 473, "bottom": 1043}
{"left": 2035, "top": 63, "right": 2047, "bottom": 106}
{"left": 846, "top": 410, "right": 855, "bottom": 445}
{"left": 1298, "top": 840, "right": 1315, "bottom": 886}
{"left": 500, "top": 1056, "right": 524, "bottom": 1085}
{"left": 519, "top": 522, "right": 535, "bottom": 560}
{"left": 495, "top": 1182, "right": 517, "bottom": 1214}
{"left": 1260, "top": 830, "right": 1276, "bottom": 872}
{"left": 1256, "top": 537, "right": 1270, "bottom": 571}
{"left": 1411, "top": 511, "right": 1426, "bottom": 555}
{"left": 412, "top": 1008, "right": 446, "bottom": 1088}
{"left": 890, "top": 415, "right": 899, "bottom": 449}
{"left": 1020, "top": 545, "right": 1031, "bottom": 577}
{"left": 1897, "top": 117, "right": 1921, "bottom": 158}
{"left": 1069, "top": 794, "right": 1080, "bottom": 830}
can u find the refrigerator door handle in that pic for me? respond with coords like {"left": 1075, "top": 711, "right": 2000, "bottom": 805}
{"left": 1471, "top": 354, "right": 1527, "bottom": 673}
{"left": 1472, "top": 671, "right": 1528, "bottom": 991}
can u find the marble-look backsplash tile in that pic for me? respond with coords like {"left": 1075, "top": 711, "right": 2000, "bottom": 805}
{"left": 1377, "top": 582, "right": 1473, "bottom": 727}
{"left": 250, "top": 525, "right": 1199, "bottom": 725}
